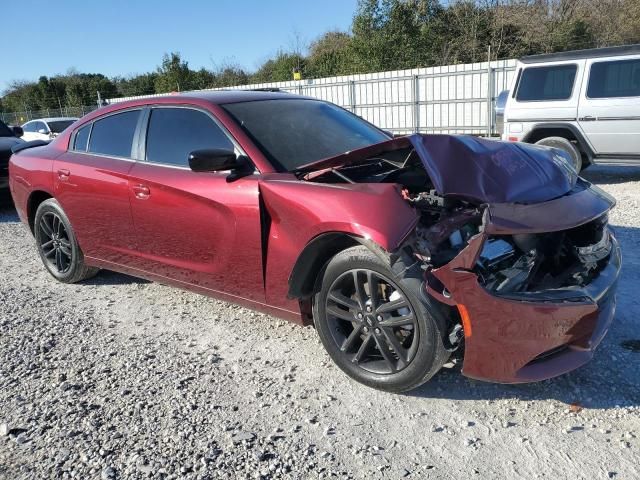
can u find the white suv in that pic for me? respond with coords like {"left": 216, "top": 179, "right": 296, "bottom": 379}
{"left": 502, "top": 44, "right": 640, "bottom": 171}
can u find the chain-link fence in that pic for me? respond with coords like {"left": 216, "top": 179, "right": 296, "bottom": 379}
{"left": 0, "top": 105, "right": 99, "bottom": 126}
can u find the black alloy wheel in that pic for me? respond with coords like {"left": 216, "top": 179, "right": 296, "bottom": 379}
{"left": 325, "top": 269, "right": 419, "bottom": 374}
{"left": 38, "top": 212, "right": 73, "bottom": 274}
{"left": 314, "top": 246, "right": 449, "bottom": 392}
{"left": 34, "top": 198, "right": 98, "bottom": 283}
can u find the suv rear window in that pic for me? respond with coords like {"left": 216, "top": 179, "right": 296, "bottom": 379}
{"left": 587, "top": 59, "right": 640, "bottom": 98}
{"left": 88, "top": 110, "right": 140, "bottom": 158}
{"left": 516, "top": 64, "right": 577, "bottom": 101}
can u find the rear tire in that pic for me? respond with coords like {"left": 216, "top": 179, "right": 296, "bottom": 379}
{"left": 313, "top": 246, "right": 449, "bottom": 393}
{"left": 34, "top": 199, "right": 98, "bottom": 283}
{"left": 535, "top": 136, "right": 583, "bottom": 172}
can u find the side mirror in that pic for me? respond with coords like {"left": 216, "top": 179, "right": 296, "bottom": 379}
{"left": 11, "top": 126, "right": 23, "bottom": 137}
{"left": 188, "top": 148, "right": 242, "bottom": 172}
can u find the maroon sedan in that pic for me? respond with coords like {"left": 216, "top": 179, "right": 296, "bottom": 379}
{"left": 9, "top": 91, "right": 620, "bottom": 392}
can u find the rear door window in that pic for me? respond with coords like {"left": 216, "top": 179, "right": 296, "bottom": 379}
{"left": 516, "top": 64, "right": 577, "bottom": 101}
{"left": 587, "top": 59, "right": 640, "bottom": 98}
{"left": 88, "top": 110, "right": 140, "bottom": 158}
{"left": 145, "top": 108, "right": 234, "bottom": 167}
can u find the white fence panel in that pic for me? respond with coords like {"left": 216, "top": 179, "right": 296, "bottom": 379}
{"left": 108, "top": 59, "right": 517, "bottom": 136}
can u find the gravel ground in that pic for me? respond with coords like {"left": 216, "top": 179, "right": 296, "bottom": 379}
{"left": 0, "top": 166, "right": 639, "bottom": 480}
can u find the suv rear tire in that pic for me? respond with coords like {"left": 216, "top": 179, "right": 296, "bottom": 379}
{"left": 313, "top": 246, "right": 449, "bottom": 393}
{"left": 535, "top": 136, "right": 583, "bottom": 172}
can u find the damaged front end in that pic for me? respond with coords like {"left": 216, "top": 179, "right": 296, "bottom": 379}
{"left": 421, "top": 183, "right": 619, "bottom": 383}
{"left": 302, "top": 134, "right": 621, "bottom": 383}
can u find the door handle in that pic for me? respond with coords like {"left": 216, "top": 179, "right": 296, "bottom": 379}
{"left": 579, "top": 115, "right": 596, "bottom": 121}
{"left": 57, "top": 169, "right": 70, "bottom": 180}
{"left": 132, "top": 184, "right": 151, "bottom": 199}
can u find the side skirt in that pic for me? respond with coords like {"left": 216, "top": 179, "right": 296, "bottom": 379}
{"left": 84, "top": 255, "right": 305, "bottom": 324}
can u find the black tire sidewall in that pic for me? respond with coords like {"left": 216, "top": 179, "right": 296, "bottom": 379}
{"left": 313, "top": 247, "right": 444, "bottom": 393}
{"left": 34, "top": 199, "right": 83, "bottom": 282}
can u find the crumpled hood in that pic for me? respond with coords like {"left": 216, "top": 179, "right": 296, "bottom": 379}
{"left": 299, "top": 134, "right": 578, "bottom": 204}
{"left": 408, "top": 134, "right": 578, "bottom": 204}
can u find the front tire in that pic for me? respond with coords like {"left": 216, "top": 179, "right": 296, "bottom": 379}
{"left": 313, "top": 246, "right": 449, "bottom": 393}
{"left": 34, "top": 199, "right": 98, "bottom": 283}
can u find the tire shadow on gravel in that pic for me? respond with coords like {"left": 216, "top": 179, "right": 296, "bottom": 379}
{"left": 582, "top": 165, "right": 640, "bottom": 185}
{"left": 83, "top": 270, "right": 151, "bottom": 286}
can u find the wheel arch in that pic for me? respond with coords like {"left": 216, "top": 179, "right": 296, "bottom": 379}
{"left": 523, "top": 123, "right": 594, "bottom": 164}
{"left": 288, "top": 232, "right": 382, "bottom": 300}
{"left": 26, "top": 190, "right": 54, "bottom": 234}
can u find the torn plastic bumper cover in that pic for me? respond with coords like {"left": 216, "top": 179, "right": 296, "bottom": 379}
{"left": 426, "top": 183, "right": 621, "bottom": 383}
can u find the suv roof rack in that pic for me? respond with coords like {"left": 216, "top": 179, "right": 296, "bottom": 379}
{"left": 520, "top": 44, "right": 640, "bottom": 64}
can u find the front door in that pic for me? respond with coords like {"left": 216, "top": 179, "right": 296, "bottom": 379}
{"left": 127, "top": 106, "right": 264, "bottom": 302}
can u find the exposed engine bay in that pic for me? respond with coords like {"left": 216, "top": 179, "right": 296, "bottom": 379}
{"left": 302, "top": 142, "right": 612, "bottom": 298}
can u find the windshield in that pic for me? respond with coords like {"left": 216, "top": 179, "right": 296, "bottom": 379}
{"left": 48, "top": 120, "right": 75, "bottom": 134}
{"left": 0, "top": 120, "right": 14, "bottom": 137}
{"left": 221, "top": 99, "right": 389, "bottom": 172}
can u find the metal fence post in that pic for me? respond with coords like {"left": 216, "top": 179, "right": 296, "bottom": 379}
{"left": 486, "top": 64, "right": 493, "bottom": 137}
{"left": 413, "top": 75, "right": 419, "bottom": 133}
{"left": 349, "top": 80, "right": 356, "bottom": 113}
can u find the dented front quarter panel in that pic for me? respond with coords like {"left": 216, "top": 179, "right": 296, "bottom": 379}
{"left": 429, "top": 185, "right": 620, "bottom": 383}
{"left": 259, "top": 174, "right": 418, "bottom": 313}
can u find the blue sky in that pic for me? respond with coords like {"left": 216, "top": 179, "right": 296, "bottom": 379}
{"left": 2, "top": 0, "right": 358, "bottom": 92}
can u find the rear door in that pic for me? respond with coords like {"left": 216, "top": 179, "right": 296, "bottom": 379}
{"left": 577, "top": 55, "right": 640, "bottom": 155}
{"left": 53, "top": 110, "right": 141, "bottom": 264}
{"left": 127, "top": 106, "right": 264, "bottom": 301}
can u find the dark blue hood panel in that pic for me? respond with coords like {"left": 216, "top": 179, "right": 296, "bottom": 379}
{"left": 408, "top": 134, "right": 578, "bottom": 204}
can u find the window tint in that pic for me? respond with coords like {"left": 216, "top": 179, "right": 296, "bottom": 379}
{"left": 222, "top": 99, "right": 389, "bottom": 172}
{"left": 48, "top": 120, "right": 75, "bottom": 134}
{"left": 34, "top": 122, "right": 47, "bottom": 133}
{"left": 88, "top": 110, "right": 140, "bottom": 158}
{"left": 73, "top": 124, "right": 91, "bottom": 151}
{"left": 587, "top": 59, "right": 640, "bottom": 98}
{"left": 516, "top": 64, "right": 577, "bottom": 101}
{"left": 22, "top": 122, "right": 37, "bottom": 133}
{"left": 145, "top": 108, "right": 234, "bottom": 167}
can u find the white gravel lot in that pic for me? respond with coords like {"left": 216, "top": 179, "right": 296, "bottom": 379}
{"left": 0, "top": 166, "right": 639, "bottom": 480}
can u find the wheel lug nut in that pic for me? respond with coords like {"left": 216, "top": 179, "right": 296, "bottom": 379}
{"left": 366, "top": 305, "right": 372, "bottom": 312}
{"left": 357, "top": 312, "right": 363, "bottom": 319}
{"left": 363, "top": 326, "right": 369, "bottom": 333}
{"left": 376, "top": 315, "right": 382, "bottom": 322}
{"left": 374, "top": 328, "right": 381, "bottom": 334}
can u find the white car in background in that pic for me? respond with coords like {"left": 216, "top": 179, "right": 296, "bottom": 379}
{"left": 502, "top": 44, "right": 640, "bottom": 171}
{"left": 20, "top": 117, "right": 78, "bottom": 142}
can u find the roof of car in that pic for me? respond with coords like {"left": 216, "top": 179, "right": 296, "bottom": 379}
{"left": 520, "top": 44, "right": 640, "bottom": 64}
{"left": 24, "top": 117, "right": 79, "bottom": 123}
{"left": 107, "top": 89, "right": 303, "bottom": 108}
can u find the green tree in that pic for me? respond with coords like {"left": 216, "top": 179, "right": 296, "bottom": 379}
{"left": 307, "top": 31, "right": 354, "bottom": 78}
{"left": 155, "top": 52, "right": 195, "bottom": 93}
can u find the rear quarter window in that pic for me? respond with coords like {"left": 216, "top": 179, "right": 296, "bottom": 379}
{"left": 516, "top": 64, "right": 577, "bottom": 101}
{"left": 72, "top": 124, "right": 91, "bottom": 152}
{"left": 587, "top": 58, "right": 640, "bottom": 98}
